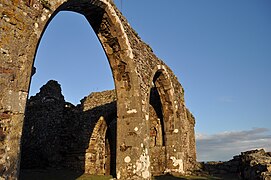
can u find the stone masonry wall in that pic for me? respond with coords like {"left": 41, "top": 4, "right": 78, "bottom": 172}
{"left": 21, "top": 80, "right": 179, "bottom": 177}
{"left": 21, "top": 80, "right": 65, "bottom": 169}
{"left": 203, "top": 149, "right": 271, "bottom": 180}
{"left": 21, "top": 80, "right": 117, "bottom": 176}
{"left": 0, "top": 0, "right": 196, "bottom": 179}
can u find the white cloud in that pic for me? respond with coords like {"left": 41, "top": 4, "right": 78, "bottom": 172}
{"left": 196, "top": 128, "right": 271, "bottom": 161}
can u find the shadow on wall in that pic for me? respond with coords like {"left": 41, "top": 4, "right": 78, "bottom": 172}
{"left": 154, "top": 174, "right": 188, "bottom": 180}
{"left": 19, "top": 80, "right": 117, "bottom": 179}
{"left": 19, "top": 80, "right": 171, "bottom": 179}
{"left": 149, "top": 86, "right": 167, "bottom": 175}
{"left": 0, "top": 120, "right": 7, "bottom": 175}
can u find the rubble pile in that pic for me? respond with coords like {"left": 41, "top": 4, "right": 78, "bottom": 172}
{"left": 203, "top": 149, "right": 271, "bottom": 180}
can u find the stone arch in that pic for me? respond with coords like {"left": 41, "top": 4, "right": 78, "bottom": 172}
{"left": 0, "top": 0, "right": 143, "bottom": 179}
{"left": 149, "top": 66, "right": 176, "bottom": 136}
{"left": 30, "top": 0, "right": 138, "bottom": 95}
{"left": 1, "top": 1, "right": 197, "bottom": 179}
{"left": 147, "top": 65, "right": 176, "bottom": 175}
{"left": 85, "top": 116, "right": 111, "bottom": 176}
{"left": 32, "top": 2, "right": 143, "bottom": 177}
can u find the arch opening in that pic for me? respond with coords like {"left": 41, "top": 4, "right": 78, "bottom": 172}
{"left": 19, "top": 8, "right": 118, "bottom": 179}
{"left": 152, "top": 71, "right": 175, "bottom": 134}
{"left": 149, "top": 70, "right": 175, "bottom": 176}
{"left": 28, "top": 11, "right": 115, "bottom": 104}
{"left": 149, "top": 86, "right": 165, "bottom": 147}
{"left": 84, "top": 114, "right": 116, "bottom": 177}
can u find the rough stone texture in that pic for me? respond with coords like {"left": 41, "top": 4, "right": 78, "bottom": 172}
{"left": 240, "top": 149, "right": 271, "bottom": 180}
{"left": 0, "top": 0, "right": 196, "bottom": 179}
{"left": 21, "top": 80, "right": 65, "bottom": 169}
{"left": 20, "top": 80, "right": 117, "bottom": 177}
{"left": 203, "top": 149, "right": 271, "bottom": 180}
{"left": 21, "top": 80, "right": 191, "bottom": 178}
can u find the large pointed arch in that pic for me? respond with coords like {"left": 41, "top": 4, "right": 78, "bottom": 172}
{"left": 0, "top": 0, "right": 142, "bottom": 179}
{"left": 31, "top": 2, "right": 143, "bottom": 178}
{"left": 31, "top": 0, "right": 139, "bottom": 98}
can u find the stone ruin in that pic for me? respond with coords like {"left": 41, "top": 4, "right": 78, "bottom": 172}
{"left": 0, "top": 0, "right": 196, "bottom": 179}
{"left": 21, "top": 80, "right": 117, "bottom": 176}
{"left": 19, "top": 79, "right": 197, "bottom": 179}
{"left": 21, "top": 79, "right": 194, "bottom": 178}
{"left": 200, "top": 149, "right": 271, "bottom": 180}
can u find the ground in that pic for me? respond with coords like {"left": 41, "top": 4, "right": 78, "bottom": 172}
{"left": 19, "top": 169, "right": 241, "bottom": 180}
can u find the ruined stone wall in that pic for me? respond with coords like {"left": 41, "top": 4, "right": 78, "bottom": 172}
{"left": 117, "top": 10, "right": 197, "bottom": 173}
{"left": 79, "top": 89, "right": 117, "bottom": 176}
{"left": 203, "top": 149, "right": 271, "bottom": 179}
{"left": 0, "top": 0, "right": 196, "bottom": 179}
{"left": 21, "top": 80, "right": 117, "bottom": 176}
{"left": 21, "top": 81, "right": 178, "bottom": 177}
{"left": 21, "top": 80, "right": 66, "bottom": 169}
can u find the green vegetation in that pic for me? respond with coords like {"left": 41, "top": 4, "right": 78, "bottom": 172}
{"left": 76, "top": 174, "right": 113, "bottom": 180}
{"left": 153, "top": 174, "right": 222, "bottom": 180}
{"left": 20, "top": 169, "right": 222, "bottom": 180}
{"left": 20, "top": 170, "right": 114, "bottom": 180}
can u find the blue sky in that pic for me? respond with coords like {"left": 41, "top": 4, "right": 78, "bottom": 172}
{"left": 29, "top": 0, "right": 271, "bottom": 161}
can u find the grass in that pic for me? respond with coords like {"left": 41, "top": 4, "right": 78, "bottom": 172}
{"left": 77, "top": 174, "right": 221, "bottom": 180}
{"left": 153, "top": 174, "right": 222, "bottom": 180}
{"left": 20, "top": 169, "right": 226, "bottom": 180}
{"left": 76, "top": 174, "right": 113, "bottom": 180}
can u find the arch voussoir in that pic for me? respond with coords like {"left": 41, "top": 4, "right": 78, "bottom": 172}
{"left": 0, "top": 0, "right": 196, "bottom": 179}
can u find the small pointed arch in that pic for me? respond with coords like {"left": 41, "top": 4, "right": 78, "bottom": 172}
{"left": 147, "top": 65, "right": 176, "bottom": 175}
{"left": 85, "top": 116, "right": 111, "bottom": 175}
{"left": 150, "top": 65, "right": 176, "bottom": 137}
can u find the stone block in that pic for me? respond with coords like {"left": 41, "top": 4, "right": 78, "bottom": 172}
{"left": 1, "top": 90, "right": 28, "bottom": 113}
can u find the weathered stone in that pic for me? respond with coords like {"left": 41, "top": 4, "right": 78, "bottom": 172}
{"left": 202, "top": 149, "right": 271, "bottom": 180}
{"left": 0, "top": 0, "right": 196, "bottom": 179}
